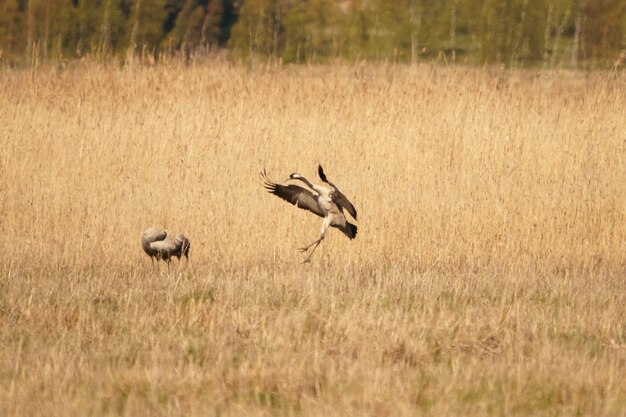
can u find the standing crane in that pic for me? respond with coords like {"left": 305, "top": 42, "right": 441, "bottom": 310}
{"left": 261, "top": 165, "right": 358, "bottom": 263}
{"left": 141, "top": 227, "right": 190, "bottom": 266}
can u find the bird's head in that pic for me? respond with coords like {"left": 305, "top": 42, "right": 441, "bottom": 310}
{"left": 287, "top": 173, "right": 303, "bottom": 181}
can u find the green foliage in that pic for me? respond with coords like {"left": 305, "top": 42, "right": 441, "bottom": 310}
{"left": 0, "top": 0, "right": 241, "bottom": 63}
{"left": 477, "top": 0, "right": 549, "bottom": 63}
{"left": 281, "top": 0, "right": 337, "bottom": 62}
{"left": 0, "top": 0, "right": 27, "bottom": 61}
{"left": 230, "top": 0, "right": 625, "bottom": 67}
{"left": 582, "top": 0, "right": 625, "bottom": 62}
{"left": 229, "top": 0, "right": 286, "bottom": 56}
{"left": 0, "top": 0, "right": 624, "bottom": 66}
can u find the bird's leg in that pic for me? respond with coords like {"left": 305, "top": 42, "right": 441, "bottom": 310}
{"left": 299, "top": 218, "right": 331, "bottom": 262}
{"left": 301, "top": 239, "right": 323, "bottom": 263}
{"left": 300, "top": 217, "right": 331, "bottom": 252}
{"left": 299, "top": 237, "right": 323, "bottom": 252}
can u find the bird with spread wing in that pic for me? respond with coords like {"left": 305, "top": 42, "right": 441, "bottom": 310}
{"left": 261, "top": 165, "right": 358, "bottom": 263}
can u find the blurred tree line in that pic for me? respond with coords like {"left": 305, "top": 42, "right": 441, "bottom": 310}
{"left": 0, "top": 0, "right": 624, "bottom": 67}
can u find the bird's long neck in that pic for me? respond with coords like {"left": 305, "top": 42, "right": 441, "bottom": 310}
{"left": 141, "top": 238, "right": 156, "bottom": 256}
{"left": 294, "top": 176, "right": 315, "bottom": 190}
{"left": 295, "top": 177, "right": 331, "bottom": 197}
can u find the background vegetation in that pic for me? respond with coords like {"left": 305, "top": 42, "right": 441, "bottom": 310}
{"left": 0, "top": 0, "right": 625, "bottom": 67}
{"left": 0, "top": 61, "right": 624, "bottom": 416}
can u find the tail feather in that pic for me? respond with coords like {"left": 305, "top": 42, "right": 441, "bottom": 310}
{"left": 339, "top": 222, "right": 357, "bottom": 240}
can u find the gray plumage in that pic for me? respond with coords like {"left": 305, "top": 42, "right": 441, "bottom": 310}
{"left": 317, "top": 165, "right": 357, "bottom": 221}
{"left": 141, "top": 228, "right": 190, "bottom": 264}
{"left": 261, "top": 165, "right": 357, "bottom": 262}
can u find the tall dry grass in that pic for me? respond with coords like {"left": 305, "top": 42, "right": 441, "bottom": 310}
{"left": 0, "top": 60, "right": 624, "bottom": 416}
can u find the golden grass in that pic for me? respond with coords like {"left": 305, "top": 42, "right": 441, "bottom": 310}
{"left": 0, "top": 60, "right": 624, "bottom": 416}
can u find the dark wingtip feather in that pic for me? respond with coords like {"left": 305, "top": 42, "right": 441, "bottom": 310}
{"left": 260, "top": 169, "right": 276, "bottom": 193}
{"left": 349, "top": 223, "right": 357, "bottom": 239}
{"left": 318, "top": 164, "right": 328, "bottom": 183}
{"left": 340, "top": 222, "right": 357, "bottom": 239}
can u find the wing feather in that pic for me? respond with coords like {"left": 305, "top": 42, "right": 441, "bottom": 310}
{"left": 260, "top": 170, "right": 325, "bottom": 218}
{"left": 150, "top": 237, "right": 178, "bottom": 252}
{"left": 318, "top": 165, "right": 357, "bottom": 220}
{"left": 331, "top": 189, "right": 358, "bottom": 220}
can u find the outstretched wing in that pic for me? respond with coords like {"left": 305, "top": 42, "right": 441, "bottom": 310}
{"left": 331, "top": 188, "right": 357, "bottom": 220}
{"left": 318, "top": 165, "right": 358, "bottom": 220}
{"left": 261, "top": 170, "right": 325, "bottom": 218}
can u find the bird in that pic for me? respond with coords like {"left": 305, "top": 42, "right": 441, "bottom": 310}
{"left": 261, "top": 165, "right": 357, "bottom": 263}
{"left": 141, "top": 227, "right": 190, "bottom": 265}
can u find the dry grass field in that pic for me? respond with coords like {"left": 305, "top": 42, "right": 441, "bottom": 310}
{"left": 0, "top": 59, "right": 625, "bottom": 416}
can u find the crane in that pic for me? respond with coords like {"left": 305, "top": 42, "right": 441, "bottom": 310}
{"left": 141, "top": 227, "right": 190, "bottom": 265}
{"left": 261, "top": 165, "right": 357, "bottom": 263}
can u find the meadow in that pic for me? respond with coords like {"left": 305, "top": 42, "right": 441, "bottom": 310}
{"left": 0, "top": 59, "right": 624, "bottom": 416}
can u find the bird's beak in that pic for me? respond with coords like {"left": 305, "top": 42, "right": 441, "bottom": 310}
{"left": 285, "top": 177, "right": 292, "bottom": 182}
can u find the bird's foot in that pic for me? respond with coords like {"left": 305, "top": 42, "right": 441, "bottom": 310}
{"left": 298, "top": 246, "right": 309, "bottom": 252}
